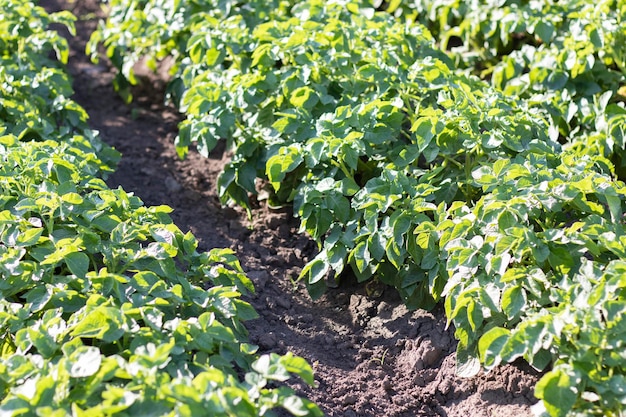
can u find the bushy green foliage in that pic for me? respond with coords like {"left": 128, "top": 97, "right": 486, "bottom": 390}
{"left": 0, "top": 1, "right": 117, "bottom": 164}
{"left": 0, "top": 135, "right": 319, "bottom": 416}
{"left": 385, "top": 0, "right": 626, "bottom": 173}
{"left": 91, "top": 0, "right": 626, "bottom": 415}
{"left": 87, "top": 0, "right": 297, "bottom": 104}
{"left": 0, "top": 2, "right": 321, "bottom": 415}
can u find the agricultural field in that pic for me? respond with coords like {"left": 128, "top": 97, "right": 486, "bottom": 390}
{"left": 3, "top": 0, "right": 626, "bottom": 416}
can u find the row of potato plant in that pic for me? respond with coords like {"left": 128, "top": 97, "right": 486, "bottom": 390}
{"left": 1, "top": 1, "right": 321, "bottom": 415}
{"left": 385, "top": 0, "right": 626, "bottom": 175}
{"left": 91, "top": 0, "right": 626, "bottom": 415}
{"left": 91, "top": 0, "right": 554, "bottom": 294}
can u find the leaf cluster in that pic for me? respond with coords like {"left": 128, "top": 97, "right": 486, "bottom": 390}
{"left": 388, "top": 0, "right": 626, "bottom": 176}
{"left": 0, "top": 0, "right": 118, "bottom": 167}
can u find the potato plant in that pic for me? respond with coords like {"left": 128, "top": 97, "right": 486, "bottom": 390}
{"left": 91, "top": 0, "right": 626, "bottom": 415}
{"left": 384, "top": 0, "right": 626, "bottom": 174}
{"left": 0, "top": 136, "right": 320, "bottom": 416}
{"left": 0, "top": 1, "right": 321, "bottom": 415}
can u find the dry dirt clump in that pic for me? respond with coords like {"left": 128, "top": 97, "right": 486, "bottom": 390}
{"left": 41, "top": 1, "right": 542, "bottom": 415}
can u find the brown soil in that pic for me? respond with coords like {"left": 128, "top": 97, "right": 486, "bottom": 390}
{"left": 42, "top": 1, "right": 542, "bottom": 415}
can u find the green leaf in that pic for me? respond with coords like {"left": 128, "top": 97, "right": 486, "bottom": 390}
{"left": 28, "top": 327, "right": 58, "bottom": 358}
{"left": 492, "top": 159, "right": 509, "bottom": 178}
{"left": 281, "top": 395, "right": 322, "bottom": 417}
{"left": 60, "top": 192, "right": 82, "bottom": 209}
{"left": 478, "top": 327, "right": 510, "bottom": 369}
{"left": 411, "top": 117, "right": 435, "bottom": 152}
{"left": 394, "top": 145, "right": 420, "bottom": 167}
{"left": 327, "top": 242, "right": 347, "bottom": 275}
{"left": 65, "top": 252, "right": 90, "bottom": 278}
{"left": 456, "top": 353, "right": 481, "bottom": 378}
{"left": 327, "top": 192, "right": 351, "bottom": 223}
{"left": 604, "top": 194, "right": 622, "bottom": 224}
{"left": 68, "top": 346, "right": 102, "bottom": 378}
{"left": 385, "top": 239, "right": 405, "bottom": 269}
{"left": 501, "top": 286, "right": 525, "bottom": 319}
{"left": 533, "top": 21, "right": 554, "bottom": 44}
{"left": 266, "top": 147, "right": 304, "bottom": 186}
{"left": 498, "top": 211, "right": 517, "bottom": 231}
{"left": 1, "top": 334, "right": 16, "bottom": 358}
{"left": 305, "top": 139, "right": 325, "bottom": 167}
{"left": 280, "top": 353, "right": 315, "bottom": 386}
{"left": 252, "top": 354, "right": 290, "bottom": 382}
{"left": 548, "top": 246, "right": 574, "bottom": 274}
{"left": 15, "top": 228, "right": 43, "bottom": 247}
{"left": 70, "top": 306, "right": 125, "bottom": 343}
{"left": 351, "top": 241, "right": 371, "bottom": 275}
{"left": 535, "top": 367, "right": 579, "bottom": 417}
{"left": 472, "top": 166, "right": 497, "bottom": 186}
{"left": 467, "top": 300, "right": 483, "bottom": 331}
{"left": 300, "top": 259, "right": 328, "bottom": 285}
{"left": 289, "top": 87, "right": 319, "bottom": 111}
{"left": 392, "top": 212, "right": 412, "bottom": 246}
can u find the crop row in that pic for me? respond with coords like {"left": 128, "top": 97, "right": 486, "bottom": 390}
{"left": 0, "top": 1, "right": 320, "bottom": 415}
{"left": 91, "top": 0, "right": 626, "bottom": 415}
